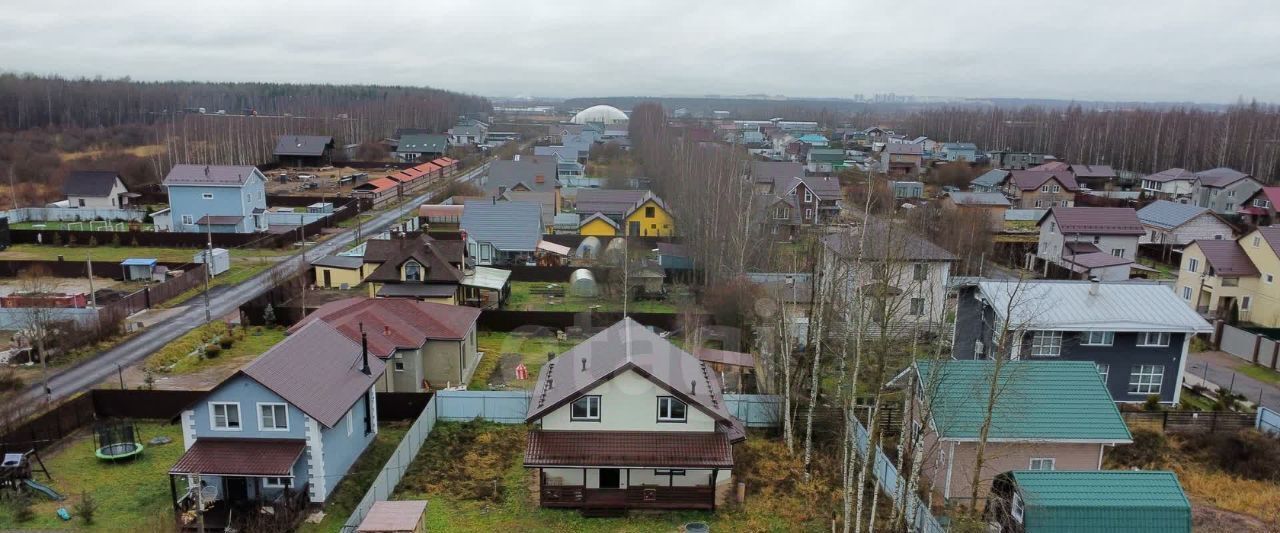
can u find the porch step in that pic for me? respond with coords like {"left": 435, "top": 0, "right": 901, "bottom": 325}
{"left": 580, "top": 507, "right": 627, "bottom": 518}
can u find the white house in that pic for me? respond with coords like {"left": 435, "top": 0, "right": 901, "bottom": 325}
{"left": 1136, "top": 200, "right": 1234, "bottom": 245}
{"left": 1140, "top": 168, "right": 1197, "bottom": 202}
{"left": 63, "top": 171, "right": 130, "bottom": 209}
{"left": 1036, "top": 207, "right": 1143, "bottom": 281}
{"left": 523, "top": 319, "right": 745, "bottom": 512}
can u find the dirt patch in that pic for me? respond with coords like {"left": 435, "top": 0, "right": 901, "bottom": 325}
{"left": 1194, "top": 502, "right": 1273, "bottom": 532}
{"left": 487, "top": 353, "right": 523, "bottom": 388}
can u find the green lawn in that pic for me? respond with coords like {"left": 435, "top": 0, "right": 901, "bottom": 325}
{"left": 297, "top": 423, "right": 410, "bottom": 533}
{"left": 1137, "top": 257, "right": 1177, "bottom": 280}
{"left": 1, "top": 244, "right": 291, "bottom": 263}
{"left": 158, "top": 261, "right": 274, "bottom": 308}
{"left": 471, "top": 332, "right": 580, "bottom": 390}
{"left": 505, "top": 281, "right": 684, "bottom": 314}
{"left": 1233, "top": 363, "right": 1280, "bottom": 387}
{"left": 0, "top": 421, "right": 185, "bottom": 531}
{"left": 9, "top": 221, "right": 156, "bottom": 232}
{"left": 145, "top": 323, "right": 286, "bottom": 374}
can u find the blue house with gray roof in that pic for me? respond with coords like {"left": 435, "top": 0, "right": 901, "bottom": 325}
{"left": 163, "top": 164, "right": 268, "bottom": 233}
{"left": 170, "top": 320, "right": 385, "bottom": 528}
{"left": 461, "top": 201, "right": 542, "bottom": 266}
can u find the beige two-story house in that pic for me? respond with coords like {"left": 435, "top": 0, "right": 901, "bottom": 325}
{"left": 1036, "top": 207, "right": 1143, "bottom": 281}
{"left": 1002, "top": 170, "right": 1078, "bottom": 209}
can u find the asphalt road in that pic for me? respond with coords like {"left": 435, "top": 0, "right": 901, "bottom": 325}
{"left": 1188, "top": 350, "right": 1280, "bottom": 410}
{"left": 6, "top": 162, "right": 490, "bottom": 415}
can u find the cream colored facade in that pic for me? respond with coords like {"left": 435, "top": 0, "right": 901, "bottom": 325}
{"left": 1175, "top": 229, "right": 1280, "bottom": 326}
{"left": 539, "top": 370, "right": 718, "bottom": 432}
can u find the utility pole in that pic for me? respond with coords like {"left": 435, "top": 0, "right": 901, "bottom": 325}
{"left": 299, "top": 226, "right": 308, "bottom": 318}
{"left": 203, "top": 224, "right": 212, "bottom": 323}
{"left": 193, "top": 473, "right": 205, "bottom": 533}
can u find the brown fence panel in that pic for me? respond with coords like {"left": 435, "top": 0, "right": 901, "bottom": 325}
{"left": 477, "top": 310, "right": 688, "bottom": 332}
{"left": 11, "top": 229, "right": 291, "bottom": 249}
{"left": 1121, "top": 410, "right": 1255, "bottom": 433}
{"left": 376, "top": 392, "right": 434, "bottom": 421}
{"left": 0, "top": 260, "right": 190, "bottom": 280}
{"left": 0, "top": 394, "right": 95, "bottom": 456}
{"left": 90, "top": 389, "right": 206, "bottom": 420}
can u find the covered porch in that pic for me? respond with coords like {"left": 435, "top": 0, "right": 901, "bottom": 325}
{"left": 525, "top": 430, "right": 734, "bottom": 514}
{"left": 168, "top": 438, "right": 311, "bottom": 532}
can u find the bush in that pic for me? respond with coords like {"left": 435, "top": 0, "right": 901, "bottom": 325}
{"left": 73, "top": 491, "right": 98, "bottom": 524}
{"left": 204, "top": 345, "right": 221, "bottom": 358}
{"left": 1143, "top": 395, "right": 1163, "bottom": 411}
{"left": 0, "top": 369, "right": 24, "bottom": 392}
{"left": 1181, "top": 430, "right": 1280, "bottom": 482}
{"left": 4, "top": 490, "right": 34, "bottom": 522}
{"left": 1107, "top": 428, "right": 1169, "bottom": 469}
{"left": 218, "top": 337, "right": 234, "bottom": 349}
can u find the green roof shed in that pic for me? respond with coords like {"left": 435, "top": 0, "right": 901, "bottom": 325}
{"left": 1006, "top": 470, "right": 1191, "bottom": 532}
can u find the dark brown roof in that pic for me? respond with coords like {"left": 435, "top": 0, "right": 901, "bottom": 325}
{"left": 749, "top": 161, "right": 804, "bottom": 182}
{"left": 170, "top": 438, "right": 306, "bottom": 476}
{"left": 1064, "top": 252, "right": 1133, "bottom": 269}
{"left": 63, "top": 171, "right": 122, "bottom": 197}
{"left": 1069, "top": 164, "right": 1117, "bottom": 178}
{"left": 376, "top": 284, "right": 458, "bottom": 298}
{"left": 821, "top": 221, "right": 958, "bottom": 262}
{"left": 1144, "top": 168, "right": 1196, "bottom": 183}
{"left": 525, "top": 430, "right": 733, "bottom": 468}
{"left": 1195, "top": 240, "right": 1259, "bottom": 277}
{"left": 526, "top": 319, "right": 744, "bottom": 442}
{"left": 364, "top": 243, "right": 462, "bottom": 284}
{"left": 241, "top": 320, "right": 384, "bottom": 428}
{"left": 273, "top": 135, "right": 333, "bottom": 157}
{"left": 195, "top": 215, "right": 244, "bottom": 225}
{"left": 694, "top": 347, "right": 755, "bottom": 368}
{"left": 886, "top": 143, "right": 923, "bottom": 155}
{"left": 1042, "top": 207, "right": 1144, "bottom": 235}
{"left": 164, "top": 164, "right": 260, "bottom": 186}
{"left": 575, "top": 189, "right": 650, "bottom": 217}
{"left": 1010, "top": 170, "right": 1079, "bottom": 191}
{"left": 294, "top": 297, "right": 481, "bottom": 358}
{"left": 1258, "top": 226, "right": 1280, "bottom": 254}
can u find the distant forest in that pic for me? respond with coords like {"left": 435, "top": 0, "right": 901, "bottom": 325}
{"left": 0, "top": 74, "right": 491, "bottom": 206}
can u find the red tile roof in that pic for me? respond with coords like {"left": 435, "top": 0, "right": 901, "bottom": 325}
{"left": 525, "top": 430, "right": 734, "bottom": 468}
{"left": 170, "top": 438, "right": 306, "bottom": 476}
{"left": 294, "top": 297, "right": 481, "bottom": 358}
{"left": 357, "top": 177, "right": 400, "bottom": 193}
{"left": 1043, "top": 207, "right": 1144, "bottom": 235}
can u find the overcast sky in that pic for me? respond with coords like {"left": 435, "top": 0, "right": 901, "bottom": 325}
{"left": 3, "top": 0, "right": 1278, "bottom": 103}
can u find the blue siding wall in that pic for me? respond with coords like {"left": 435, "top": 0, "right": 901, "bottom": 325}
{"left": 319, "top": 390, "right": 377, "bottom": 486}
{"left": 192, "top": 375, "right": 308, "bottom": 440}
{"left": 168, "top": 171, "right": 267, "bottom": 233}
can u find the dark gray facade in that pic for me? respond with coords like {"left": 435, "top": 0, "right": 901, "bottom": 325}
{"left": 953, "top": 287, "right": 1186, "bottom": 403}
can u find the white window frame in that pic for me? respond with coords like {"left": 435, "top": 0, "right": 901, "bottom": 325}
{"left": 209, "top": 402, "right": 241, "bottom": 431}
{"left": 1129, "top": 365, "right": 1164, "bottom": 395}
{"left": 1029, "top": 457, "right": 1056, "bottom": 471}
{"left": 181, "top": 214, "right": 195, "bottom": 225}
{"left": 1029, "top": 331, "right": 1063, "bottom": 357}
{"left": 804, "top": 190, "right": 814, "bottom": 202}
{"left": 1011, "top": 492, "right": 1025, "bottom": 523}
{"left": 1181, "top": 286, "right": 1192, "bottom": 300}
{"left": 1243, "top": 296, "right": 1252, "bottom": 310}
{"left": 393, "top": 355, "right": 405, "bottom": 372}
{"left": 1082, "top": 331, "right": 1114, "bottom": 346}
{"left": 403, "top": 260, "right": 423, "bottom": 282}
{"left": 913, "top": 263, "right": 928, "bottom": 281}
{"left": 909, "top": 297, "right": 925, "bottom": 316}
{"left": 262, "top": 477, "right": 291, "bottom": 489}
{"left": 657, "top": 396, "right": 688, "bottom": 422}
{"left": 1097, "top": 363, "right": 1110, "bottom": 383}
{"left": 346, "top": 410, "right": 354, "bottom": 436}
{"left": 1254, "top": 236, "right": 1262, "bottom": 247}
{"left": 257, "top": 402, "right": 289, "bottom": 432}
{"left": 1187, "top": 258, "right": 1198, "bottom": 273}
{"left": 1111, "top": 248, "right": 1124, "bottom": 257}
{"left": 202, "top": 192, "right": 214, "bottom": 200}
{"left": 1138, "top": 332, "right": 1171, "bottom": 347}
{"left": 571, "top": 396, "right": 601, "bottom": 421}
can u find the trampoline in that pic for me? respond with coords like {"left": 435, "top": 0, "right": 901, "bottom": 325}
{"left": 93, "top": 421, "right": 144, "bottom": 461}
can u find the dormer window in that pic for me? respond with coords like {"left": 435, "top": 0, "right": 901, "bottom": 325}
{"left": 570, "top": 396, "right": 600, "bottom": 421}
{"left": 657, "top": 397, "right": 687, "bottom": 422}
{"left": 404, "top": 260, "right": 422, "bottom": 281}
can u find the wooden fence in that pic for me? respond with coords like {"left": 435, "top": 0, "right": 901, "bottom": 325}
{"left": 0, "top": 259, "right": 189, "bottom": 280}
{"left": 1121, "top": 410, "right": 1256, "bottom": 434}
{"left": 476, "top": 310, "right": 688, "bottom": 332}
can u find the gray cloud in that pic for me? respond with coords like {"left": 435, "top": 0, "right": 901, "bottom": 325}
{"left": 0, "top": 0, "right": 1276, "bottom": 103}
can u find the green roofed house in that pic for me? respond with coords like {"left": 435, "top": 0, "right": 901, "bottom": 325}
{"left": 907, "top": 360, "right": 1132, "bottom": 503}
{"left": 806, "top": 148, "right": 847, "bottom": 174}
{"left": 988, "top": 470, "right": 1191, "bottom": 533}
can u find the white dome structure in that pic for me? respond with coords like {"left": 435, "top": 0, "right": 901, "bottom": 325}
{"left": 571, "top": 105, "right": 629, "bottom": 125}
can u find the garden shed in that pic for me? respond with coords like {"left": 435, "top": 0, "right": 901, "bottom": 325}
{"left": 120, "top": 258, "right": 158, "bottom": 281}
{"left": 568, "top": 268, "right": 597, "bottom": 297}
{"left": 990, "top": 470, "right": 1191, "bottom": 533}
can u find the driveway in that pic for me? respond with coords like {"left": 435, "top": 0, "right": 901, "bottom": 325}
{"left": 4, "top": 162, "right": 491, "bottom": 420}
{"left": 1187, "top": 350, "right": 1280, "bottom": 410}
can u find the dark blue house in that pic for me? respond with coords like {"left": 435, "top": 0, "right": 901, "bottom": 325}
{"left": 952, "top": 279, "right": 1212, "bottom": 404}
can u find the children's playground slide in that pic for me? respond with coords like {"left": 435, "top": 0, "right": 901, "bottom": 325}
{"left": 22, "top": 479, "right": 63, "bottom": 500}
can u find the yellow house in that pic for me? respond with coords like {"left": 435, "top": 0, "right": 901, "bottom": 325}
{"left": 1176, "top": 227, "right": 1280, "bottom": 326}
{"left": 312, "top": 255, "right": 365, "bottom": 289}
{"left": 623, "top": 193, "right": 675, "bottom": 237}
{"left": 579, "top": 213, "right": 620, "bottom": 236}
{"left": 359, "top": 235, "right": 466, "bottom": 304}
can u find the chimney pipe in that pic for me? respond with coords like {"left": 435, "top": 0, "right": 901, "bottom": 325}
{"left": 691, "top": 380, "right": 697, "bottom": 394}
{"left": 581, "top": 357, "right": 587, "bottom": 372}
{"left": 1089, "top": 276, "right": 1100, "bottom": 296}
{"left": 361, "top": 331, "right": 371, "bottom": 375}
{"left": 383, "top": 324, "right": 390, "bottom": 336}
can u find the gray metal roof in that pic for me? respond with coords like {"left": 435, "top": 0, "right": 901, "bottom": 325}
{"left": 163, "top": 164, "right": 261, "bottom": 187}
{"left": 946, "top": 192, "right": 1011, "bottom": 206}
{"left": 1137, "top": 200, "right": 1212, "bottom": 230}
{"left": 273, "top": 135, "right": 333, "bottom": 157}
{"left": 63, "top": 171, "right": 123, "bottom": 197}
{"left": 978, "top": 280, "right": 1213, "bottom": 333}
{"left": 461, "top": 201, "right": 542, "bottom": 252}
{"left": 971, "top": 169, "right": 1009, "bottom": 188}
{"left": 311, "top": 255, "right": 364, "bottom": 269}
{"left": 485, "top": 157, "right": 560, "bottom": 194}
